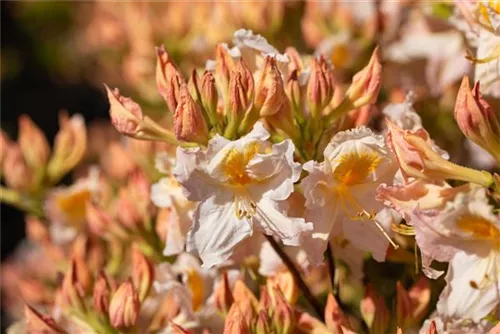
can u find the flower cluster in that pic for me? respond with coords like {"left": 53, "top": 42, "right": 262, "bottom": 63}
{"left": 2, "top": 2, "right": 500, "bottom": 334}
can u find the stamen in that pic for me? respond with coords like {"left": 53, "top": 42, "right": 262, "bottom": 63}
{"left": 391, "top": 223, "right": 416, "bottom": 236}
{"left": 372, "top": 219, "right": 399, "bottom": 250}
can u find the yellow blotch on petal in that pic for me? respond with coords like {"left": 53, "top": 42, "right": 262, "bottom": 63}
{"left": 333, "top": 151, "right": 382, "bottom": 186}
{"left": 457, "top": 214, "right": 500, "bottom": 245}
{"left": 186, "top": 269, "right": 205, "bottom": 311}
{"left": 55, "top": 189, "right": 91, "bottom": 224}
{"left": 223, "top": 142, "right": 262, "bottom": 186}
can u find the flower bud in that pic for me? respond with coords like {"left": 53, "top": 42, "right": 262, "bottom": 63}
{"left": 454, "top": 76, "right": 500, "bottom": 162}
{"left": 232, "top": 280, "right": 259, "bottom": 312}
{"left": 286, "top": 71, "right": 304, "bottom": 123}
{"left": 105, "top": 85, "right": 144, "bottom": 136}
{"left": 427, "top": 320, "right": 438, "bottom": 334}
{"left": 345, "top": 46, "right": 382, "bottom": 109}
{"left": 200, "top": 71, "right": 220, "bottom": 128}
{"left": 0, "top": 130, "right": 12, "bottom": 168}
{"left": 325, "top": 293, "right": 352, "bottom": 333}
{"left": 25, "top": 304, "right": 67, "bottom": 334}
{"left": 360, "top": 286, "right": 389, "bottom": 334}
{"left": 254, "top": 310, "right": 272, "bottom": 334}
{"left": 86, "top": 201, "right": 111, "bottom": 236}
{"left": 255, "top": 56, "right": 286, "bottom": 117}
{"left": 132, "top": 246, "right": 154, "bottom": 301}
{"left": 224, "top": 72, "right": 251, "bottom": 139}
{"left": 396, "top": 281, "right": 412, "bottom": 330}
{"left": 109, "top": 279, "right": 140, "bottom": 329}
{"left": 214, "top": 271, "right": 234, "bottom": 316}
{"left": 408, "top": 277, "right": 431, "bottom": 325}
{"left": 19, "top": 278, "right": 53, "bottom": 305}
{"left": 272, "top": 287, "right": 295, "bottom": 334}
{"left": 156, "top": 45, "right": 185, "bottom": 113}
{"left": 215, "top": 43, "right": 236, "bottom": 98}
{"left": 2, "top": 144, "right": 33, "bottom": 191}
{"left": 25, "top": 216, "right": 50, "bottom": 244}
{"left": 285, "top": 47, "right": 304, "bottom": 74}
{"left": 18, "top": 115, "right": 50, "bottom": 168}
{"left": 223, "top": 303, "right": 250, "bottom": 334}
{"left": 307, "top": 55, "right": 334, "bottom": 121}
{"left": 386, "top": 120, "right": 494, "bottom": 187}
{"left": 93, "top": 271, "right": 112, "bottom": 316}
{"left": 47, "top": 113, "right": 87, "bottom": 184}
{"left": 174, "top": 85, "right": 209, "bottom": 144}
{"left": 266, "top": 271, "right": 298, "bottom": 306}
{"left": 60, "top": 259, "right": 86, "bottom": 313}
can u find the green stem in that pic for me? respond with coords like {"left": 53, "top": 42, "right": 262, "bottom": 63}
{"left": 0, "top": 187, "right": 43, "bottom": 217}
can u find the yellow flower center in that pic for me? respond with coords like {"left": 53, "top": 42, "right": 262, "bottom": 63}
{"left": 330, "top": 44, "right": 349, "bottom": 69}
{"left": 223, "top": 142, "right": 262, "bottom": 186}
{"left": 457, "top": 214, "right": 500, "bottom": 245}
{"left": 333, "top": 151, "right": 382, "bottom": 186}
{"left": 55, "top": 189, "right": 91, "bottom": 224}
{"left": 186, "top": 269, "right": 205, "bottom": 311}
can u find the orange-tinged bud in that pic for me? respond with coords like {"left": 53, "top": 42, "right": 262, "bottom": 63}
{"left": 454, "top": 76, "right": 500, "bottom": 163}
{"left": 267, "top": 271, "right": 298, "bottom": 306}
{"left": 68, "top": 244, "right": 93, "bottom": 295}
{"left": 106, "top": 85, "right": 144, "bottom": 136}
{"left": 0, "top": 129, "right": 12, "bottom": 169}
{"left": 18, "top": 115, "right": 50, "bottom": 168}
{"left": 109, "top": 279, "right": 140, "bottom": 329}
{"left": 285, "top": 47, "right": 304, "bottom": 74}
{"left": 214, "top": 271, "right": 234, "bottom": 316}
{"left": 234, "top": 59, "right": 254, "bottom": 102}
{"left": 224, "top": 71, "right": 251, "bottom": 139}
{"left": 156, "top": 45, "right": 185, "bottom": 113}
{"left": 200, "top": 71, "right": 220, "bottom": 128}
{"left": 131, "top": 246, "right": 154, "bottom": 301}
{"left": 25, "top": 304, "right": 67, "bottom": 334}
{"left": 25, "top": 216, "right": 50, "bottom": 244}
{"left": 19, "top": 278, "right": 53, "bottom": 305}
{"left": 174, "top": 85, "right": 209, "bottom": 144}
{"left": 232, "top": 280, "right": 259, "bottom": 311}
{"left": 427, "top": 320, "right": 438, "bottom": 334}
{"left": 254, "top": 310, "right": 272, "bottom": 334}
{"left": 408, "top": 276, "right": 431, "bottom": 325}
{"left": 255, "top": 56, "right": 286, "bottom": 117}
{"left": 93, "top": 271, "right": 112, "bottom": 316}
{"left": 215, "top": 44, "right": 236, "bottom": 97}
{"left": 272, "top": 287, "right": 295, "bottom": 334}
{"left": 2, "top": 144, "right": 33, "bottom": 191}
{"left": 47, "top": 113, "right": 87, "bottom": 184}
{"left": 223, "top": 303, "right": 250, "bottom": 334}
{"left": 61, "top": 259, "right": 86, "bottom": 313}
{"left": 86, "top": 201, "right": 112, "bottom": 236}
{"left": 345, "top": 46, "right": 382, "bottom": 109}
{"left": 396, "top": 281, "right": 412, "bottom": 330}
{"left": 286, "top": 71, "right": 303, "bottom": 120}
{"left": 386, "top": 120, "right": 494, "bottom": 187}
{"left": 325, "top": 293, "right": 352, "bottom": 333}
{"left": 307, "top": 55, "right": 334, "bottom": 120}
{"left": 360, "top": 286, "right": 389, "bottom": 334}
{"left": 259, "top": 285, "right": 272, "bottom": 311}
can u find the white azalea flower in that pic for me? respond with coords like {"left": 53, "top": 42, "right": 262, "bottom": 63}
{"left": 173, "top": 122, "right": 312, "bottom": 268}
{"left": 382, "top": 92, "right": 423, "bottom": 132}
{"left": 151, "top": 152, "right": 195, "bottom": 256}
{"left": 409, "top": 188, "right": 500, "bottom": 322}
{"left": 301, "top": 127, "right": 398, "bottom": 265}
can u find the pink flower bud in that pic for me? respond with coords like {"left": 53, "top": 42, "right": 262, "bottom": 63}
{"left": 360, "top": 285, "right": 389, "bottom": 334}
{"left": 307, "top": 56, "right": 335, "bottom": 120}
{"left": 18, "top": 115, "right": 50, "bottom": 168}
{"left": 266, "top": 271, "right": 298, "bottom": 306}
{"left": 131, "top": 246, "right": 154, "bottom": 301}
{"left": 272, "top": 287, "right": 295, "bottom": 334}
{"left": 60, "top": 259, "right": 86, "bottom": 313}
{"left": 396, "top": 281, "right": 413, "bottom": 330}
{"left": 223, "top": 303, "right": 250, "bottom": 334}
{"left": 427, "top": 320, "right": 438, "bottom": 334}
{"left": 200, "top": 71, "right": 220, "bottom": 125}
{"left": 345, "top": 47, "right": 382, "bottom": 108}
{"left": 325, "top": 293, "right": 352, "bottom": 333}
{"left": 285, "top": 47, "right": 304, "bottom": 74}
{"left": 156, "top": 45, "right": 185, "bottom": 113}
{"left": 254, "top": 310, "right": 272, "bottom": 334}
{"left": 3, "top": 144, "right": 33, "bottom": 191}
{"left": 93, "top": 271, "right": 112, "bottom": 316}
{"left": 215, "top": 44, "right": 236, "bottom": 97}
{"left": 174, "top": 85, "right": 209, "bottom": 144}
{"left": 109, "top": 279, "right": 140, "bottom": 329}
{"left": 47, "top": 113, "right": 87, "bottom": 183}
{"left": 386, "top": 119, "right": 494, "bottom": 187}
{"left": 214, "top": 271, "right": 234, "bottom": 316}
{"left": 255, "top": 56, "right": 286, "bottom": 117}
{"left": 25, "top": 304, "right": 67, "bottom": 334}
{"left": 25, "top": 216, "right": 50, "bottom": 244}
{"left": 105, "top": 85, "right": 144, "bottom": 136}
{"left": 454, "top": 76, "right": 500, "bottom": 162}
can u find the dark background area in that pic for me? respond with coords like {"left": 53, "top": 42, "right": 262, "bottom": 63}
{"left": 1, "top": 2, "right": 108, "bottom": 259}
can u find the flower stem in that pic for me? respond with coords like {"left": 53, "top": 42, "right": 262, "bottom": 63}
{"left": 263, "top": 234, "right": 324, "bottom": 320}
{"left": 325, "top": 243, "right": 336, "bottom": 293}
